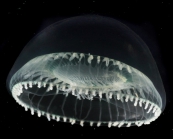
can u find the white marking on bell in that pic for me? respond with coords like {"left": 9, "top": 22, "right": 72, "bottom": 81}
{"left": 154, "top": 111, "right": 158, "bottom": 117}
{"left": 24, "top": 106, "right": 28, "bottom": 111}
{"left": 34, "top": 81, "right": 37, "bottom": 85}
{"left": 90, "top": 122, "right": 93, "bottom": 126}
{"left": 39, "top": 76, "right": 43, "bottom": 81}
{"left": 134, "top": 97, "right": 138, "bottom": 106}
{"left": 13, "top": 88, "right": 17, "bottom": 94}
{"left": 92, "top": 90, "right": 96, "bottom": 96}
{"left": 103, "top": 57, "right": 109, "bottom": 67}
{"left": 88, "top": 55, "right": 93, "bottom": 64}
{"left": 75, "top": 53, "right": 79, "bottom": 59}
{"left": 58, "top": 53, "right": 65, "bottom": 58}
{"left": 117, "top": 73, "right": 127, "bottom": 82}
{"left": 139, "top": 99, "right": 143, "bottom": 107}
{"left": 54, "top": 55, "right": 59, "bottom": 60}
{"left": 144, "top": 101, "right": 149, "bottom": 109}
{"left": 56, "top": 116, "right": 60, "bottom": 121}
{"left": 46, "top": 87, "right": 50, "bottom": 92}
{"left": 117, "top": 92, "right": 121, "bottom": 100}
{"left": 65, "top": 93, "right": 69, "bottom": 97}
{"left": 135, "top": 121, "right": 139, "bottom": 126}
{"left": 13, "top": 87, "right": 16, "bottom": 93}
{"left": 138, "top": 122, "right": 144, "bottom": 126}
{"left": 63, "top": 117, "right": 67, "bottom": 122}
{"left": 29, "top": 81, "right": 32, "bottom": 88}
{"left": 79, "top": 89, "right": 82, "bottom": 94}
{"left": 125, "top": 95, "right": 129, "bottom": 102}
{"left": 97, "top": 122, "right": 101, "bottom": 127}
{"left": 112, "top": 122, "right": 119, "bottom": 127}
{"left": 49, "top": 83, "right": 53, "bottom": 90}
{"left": 43, "top": 82, "right": 46, "bottom": 87}
{"left": 130, "top": 96, "right": 134, "bottom": 102}
{"left": 116, "top": 61, "right": 120, "bottom": 65}
{"left": 144, "top": 120, "right": 150, "bottom": 125}
{"left": 127, "top": 65, "right": 131, "bottom": 73}
{"left": 19, "top": 84, "right": 23, "bottom": 89}
{"left": 56, "top": 90, "right": 59, "bottom": 95}
{"left": 69, "top": 118, "right": 73, "bottom": 122}
{"left": 147, "top": 104, "right": 153, "bottom": 113}
{"left": 126, "top": 122, "right": 131, "bottom": 127}
{"left": 52, "top": 115, "right": 55, "bottom": 119}
{"left": 118, "top": 63, "right": 123, "bottom": 70}
{"left": 118, "top": 122, "right": 124, "bottom": 128}
{"left": 19, "top": 84, "right": 22, "bottom": 90}
{"left": 134, "top": 93, "right": 138, "bottom": 98}
{"left": 16, "top": 92, "right": 20, "bottom": 96}
{"left": 108, "top": 122, "right": 112, "bottom": 128}
{"left": 150, "top": 117, "right": 155, "bottom": 122}
{"left": 99, "top": 91, "right": 102, "bottom": 98}
{"left": 13, "top": 89, "right": 16, "bottom": 94}
{"left": 71, "top": 119, "right": 76, "bottom": 125}
{"left": 16, "top": 91, "right": 20, "bottom": 96}
{"left": 16, "top": 83, "right": 20, "bottom": 88}
{"left": 18, "top": 90, "right": 23, "bottom": 96}
{"left": 37, "top": 82, "right": 41, "bottom": 88}
{"left": 97, "top": 56, "right": 100, "bottom": 64}
{"left": 153, "top": 106, "right": 157, "bottom": 113}
{"left": 13, "top": 86, "right": 17, "bottom": 91}
{"left": 31, "top": 108, "right": 34, "bottom": 115}
{"left": 63, "top": 55, "right": 68, "bottom": 59}
{"left": 72, "top": 88, "right": 75, "bottom": 95}
{"left": 109, "top": 92, "right": 113, "bottom": 99}
{"left": 37, "top": 111, "right": 41, "bottom": 117}
{"left": 47, "top": 114, "right": 50, "bottom": 121}
{"left": 15, "top": 87, "right": 19, "bottom": 92}
{"left": 24, "top": 83, "right": 28, "bottom": 89}
{"left": 41, "top": 111, "right": 45, "bottom": 116}
{"left": 56, "top": 84, "right": 59, "bottom": 89}
{"left": 20, "top": 88, "right": 23, "bottom": 94}
{"left": 155, "top": 109, "right": 161, "bottom": 117}
{"left": 69, "top": 53, "right": 78, "bottom": 61}
{"left": 80, "top": 120, "right": 84, "bottom": 127}
{"left": 120, "top": 95, "right": 124, "bottom": 103}
{"left": 62, "top": 54, "right": 68, "bottom": 59}
{"left": 85, "top": 89, "right": 89, "bottom": 95}
{"left": 14, "top": 84, "right": 17, "bottom": 88}
{"left": 62, "top": 85, "right": 66, "bottom": 91}
{"left": 79, "top": 53, "right": 85, "bottom": 62}
{"left": 110, "top": 59, "right": 116, "bottom": 65}
{"left": 15, "top": 99, "right": 18, "bottom": 103}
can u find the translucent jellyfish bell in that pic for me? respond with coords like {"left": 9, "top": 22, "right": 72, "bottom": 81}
{"left": 7, "top": 15, "right": 166, "bottom": 127}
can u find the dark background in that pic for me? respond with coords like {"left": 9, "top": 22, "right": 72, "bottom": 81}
{"left": 0, "top": 0, "right": 172, "bottom": 137}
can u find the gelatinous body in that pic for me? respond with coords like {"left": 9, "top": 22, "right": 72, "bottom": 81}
{"left": 7, "top": 15, "right": 166, "bottom": 127}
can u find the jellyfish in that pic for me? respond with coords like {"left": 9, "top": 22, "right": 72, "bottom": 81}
{"left": 7, "top": 15, "right": 166, "bottom": 127}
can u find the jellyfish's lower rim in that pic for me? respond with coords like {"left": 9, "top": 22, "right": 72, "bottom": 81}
{"left": 10, "top": 52, "right": 162, "bottom": 127}
{"left": 11, "top": 81, "right": 161, "bottom": 127}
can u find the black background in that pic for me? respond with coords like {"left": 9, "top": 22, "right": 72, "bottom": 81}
{"left": 0, "top": 0, "right": 172, "bottom": 137}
